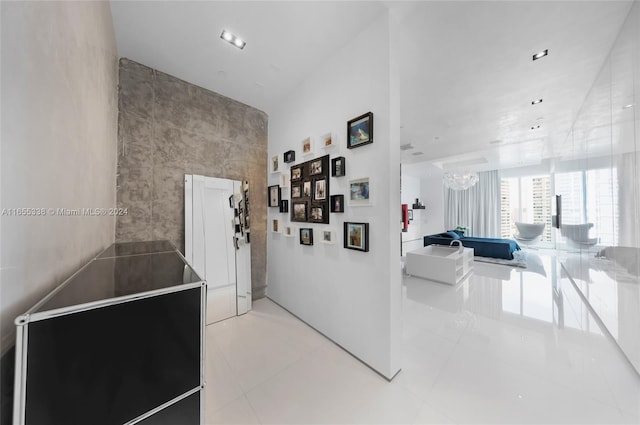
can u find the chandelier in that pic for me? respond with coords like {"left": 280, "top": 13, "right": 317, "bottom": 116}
{"left": 443, "top": 171, "right": 479, "bottom": 191}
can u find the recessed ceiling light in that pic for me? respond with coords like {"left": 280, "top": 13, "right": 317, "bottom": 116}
{"left": 531, "top": 125, "right": 541, "bottom": 130}
{"left": 531, "top": 99, "right": 543, "bottom": 105}
{"left": 623, "top": 104, "right": 634, "bottom": 109}
{"left": 220, "top": 29, "right": 246, "bottom": 50}
{"left": 532, "top": 49, "right": 548, "bottom": 61}
{"left": 412, "top": 152, "right": 424, "bottom": 156}
{"left": 489, "top": 139, "right": 502, "bottom": 145}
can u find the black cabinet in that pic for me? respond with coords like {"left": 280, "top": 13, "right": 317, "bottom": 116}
{"left": 13, "top": 241, "right": 205, "bottom": 425}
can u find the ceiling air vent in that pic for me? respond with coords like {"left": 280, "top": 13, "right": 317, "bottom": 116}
{"left": 400, "top": 143, "right": 414, "bottom": 151}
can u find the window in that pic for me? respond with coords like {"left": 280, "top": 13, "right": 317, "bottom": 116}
{"left": 555, "top": 168, "right": 618, "bottom": 246}
{"left": 500, "top": 175, "right": 552, "bottom": 242}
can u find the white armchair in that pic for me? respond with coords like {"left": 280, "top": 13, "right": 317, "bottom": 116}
{"left": 513, "top": 222, "right": 545, "bottom": 245}
{"left": 560, "top": 223, "right": 598, "bottom": 248}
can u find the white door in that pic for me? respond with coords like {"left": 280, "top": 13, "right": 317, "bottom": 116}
{"left": 185, "top": 175, "right": 251, "bottom": 324}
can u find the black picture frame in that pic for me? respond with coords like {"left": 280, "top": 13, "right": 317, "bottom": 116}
{"left": 268, "top": 185, "right": 281, "bottom": 208}
{"left": 303, "top": 181, "right": 312, "bottom": 197}
{"left": 291, "top": 166, "right": 303, "bottom": 181}
{"left": 347, "top": 112, "right": 373, "bottom": 149}
{"left": 291, "top": 184, "right": 302, "bottom": 199}
{"left": 344, "top": 222, "right": 369, "bottom": 252}
{"left": 313, "top": 178, "right": 327, "bottom": 201}
{"left": 331, "top": 157, "right": 346, "bottom": 177}
{"left": 300, "top": 228, "right": 314, "bottom": 245}
{"left": 284, "top": 150, "right": 296, "bottom": 163}
{"left": 280, "top": 200, "right": 289, "bottom": 213}
{"left": 309, "top": 205, "right": 324, "bottom": 223}
{"left": 330, "top": 195, "right": 344, "bottom": 213}
{"left": 292, "top": 201, "right": 308, "bottom": 222}
{"left": 309, "top": 159, "right": 323, "bottom": 176}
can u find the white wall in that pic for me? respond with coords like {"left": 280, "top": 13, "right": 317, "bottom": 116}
{"left": 401, "top": 173, "right": 423, "bottom": 253}
{"left": 267, "top": 12, "right": 402, "bottom": 379}
{"left": 402, "top": 162, "right": 445, "bottom": 242}
{"left": 419, "top": 168, "right": 445, "bottom": 235}
{"left": 0, "top": 2, "right": 118, "bottom": 353}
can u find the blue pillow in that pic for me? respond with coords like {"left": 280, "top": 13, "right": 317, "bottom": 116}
{"left": 437, "top": 231, "right": 460, "bottom": 239}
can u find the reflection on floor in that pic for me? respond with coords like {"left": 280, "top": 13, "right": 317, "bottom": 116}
{"left": 560, "top": 250, "right": 640, "bottom": 374}
{"left": 204, "top": 252, "right": 640, "bottom": 424}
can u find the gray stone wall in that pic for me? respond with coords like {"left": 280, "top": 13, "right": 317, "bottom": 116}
{"left": 116, "top": 59, "right": 267, "bottom": 298}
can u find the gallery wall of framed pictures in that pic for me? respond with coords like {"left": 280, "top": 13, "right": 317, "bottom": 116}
{"left": 268, "top": 111, "right": 376, "bottom": 252}
{"left": 290, "top": 154, "right": 330, "bottom": 224}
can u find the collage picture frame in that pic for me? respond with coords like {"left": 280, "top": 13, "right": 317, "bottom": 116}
{"left": 289, "top": 154, "right": 330, "bottom": 224}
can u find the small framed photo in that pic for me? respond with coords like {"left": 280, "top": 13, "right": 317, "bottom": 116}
{"left": 320, "top": 229, "right": 335, "bottom": 244}
{"left": 309, "top": 159, "right": 323, "bottom": 176}
{"left": 284, "top": 150, "right": 296, "bottom": 163}
{"left": 291, "top": 184, "right": 302, "bottom": 198}
{"left": 291, "top": 166, "right": 302, "bottom": 181}
{"left": 280, "top": 200, "right": 289, "bottom": 213}
{"left": 347, "top": 112, "right": 373, "bottom": 149}
{"left": 310, "top": 205, "right": 324, "bottom": 223}
{"left": 280, "top": 172, "right": 290, "bottom": 188}
{"left": 321, "top": 132, "right": 335, "bottom": 148}
{"left": 349, "top": 177, "right": 370, "bottom": 206}
{"left": 300, "top": 228, "right": 314, "bottom": 245}
{"left": 272, "top": 219, "right": 280, "bottom": 233}
{"left": 283, "top": 226, "right": 295, "bottom": 237}
{"left": 268, "top": 185, "right": 281, "bottom": 207}
{"left": 330, "top": 194, "right": 344, "bottom": 213}
{"left": 344, "top": 222, "right": 369, "bottom": 252}
{"left": 303, "top": 181, "right": 312, "bottom": 197}
{"left": 292, "top": 201, "right": 307, "bottom": 222}
{"left": 302, "top": 137, "right": 313, "bottom": 155}
{"left": 313, "top": 178, "right": 327, "bottom": 201}
{"left": 408, "top": 209, "right": 413, "bottom": 221}
{"left": 331, "top": 156, "right": 346, "bottom": 177}
{"left": 271, "top": 155, "right": 279, "bottom": 173}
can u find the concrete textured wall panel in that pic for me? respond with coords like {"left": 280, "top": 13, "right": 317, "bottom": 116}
{"left": 0, "top": 1, "right": 118, "bottom": 353}
{"left": 116, "top": 59, "right": 268, "bottom": 298}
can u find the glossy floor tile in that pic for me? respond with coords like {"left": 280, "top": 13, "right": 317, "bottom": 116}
{"left": 204, "top": 251, "right": 640, "bottom": 424}
{"left": 560, "top": 250, "right": 640, "bottom": 374}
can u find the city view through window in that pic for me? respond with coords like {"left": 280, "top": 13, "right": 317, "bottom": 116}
{"left": 500, "top": 168, "right": 618, "bottom": 247}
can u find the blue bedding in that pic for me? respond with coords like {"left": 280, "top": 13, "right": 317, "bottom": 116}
{"left": 423, "top": 232, "right": 521, "bottom": 260}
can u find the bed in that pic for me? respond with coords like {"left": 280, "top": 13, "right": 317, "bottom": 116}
{"left": 424, "top": 231, "right": 521, "bottom": 260}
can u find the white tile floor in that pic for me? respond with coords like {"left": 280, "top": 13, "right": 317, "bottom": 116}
{"left": 204, "top": 252, "right": 640, "bottom": 424}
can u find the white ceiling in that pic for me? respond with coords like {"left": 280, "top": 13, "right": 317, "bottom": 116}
{"left": 110, "top": 1, "right": 634, "bottom": 174}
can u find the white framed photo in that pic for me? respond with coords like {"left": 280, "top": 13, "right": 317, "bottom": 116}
{"left": 280, "top": 172, "right": 290, "bottom": 188}
{"left": 301, "top": 137, "right": 313, "bottom": 156}
{"left": 320, "top": 228, "right": 335, "bottom": 244}
{"left": 272, "top": 219, "right": 281, "bottom": 233}
{"left": 283, "top": 225, "right": 295, "bottom": 237}
{"left": 321, "top": 132, "right": 335, "bottom": 149}
{"left": 349, "top": 177, "right": 371, "bottom": 206}
{"left": 271, "top": 154, "right": 280, "bottom": 173}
